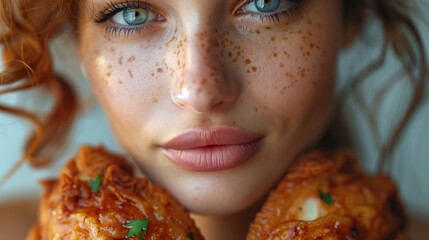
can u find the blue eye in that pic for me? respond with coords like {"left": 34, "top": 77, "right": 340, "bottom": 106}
{"left": 112, "top": 8, "right": 156, "bottom": 26}
{"left": 242, "top": 0, "right": 301, "bottom": 14}
{"left": 255, "top": 0, "right": 280, "bottom": 12}
{"left": 123, "top": 9, "right": 148, "bottom": 25}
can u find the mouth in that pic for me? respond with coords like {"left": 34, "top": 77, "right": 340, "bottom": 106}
{"left": 159, "top": 127, "right": 264, "bottom": 172}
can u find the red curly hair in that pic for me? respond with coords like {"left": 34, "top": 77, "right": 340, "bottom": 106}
{"left": 0, "top": 0, "right": 427, "bottom": 181}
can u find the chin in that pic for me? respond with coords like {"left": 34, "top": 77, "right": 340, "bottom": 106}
{"left": 161, "top": 170, "right": 271, "bottom": 216}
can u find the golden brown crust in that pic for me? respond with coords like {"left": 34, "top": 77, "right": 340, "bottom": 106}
{"left": 28, "top": 145, "right": 203, "bottom": 240}
{"left": 247, "top": 150, "right": 407, "bottom": 240}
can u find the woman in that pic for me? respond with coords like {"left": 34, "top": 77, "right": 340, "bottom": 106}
{"left": 0, "top": 0, "right": 427, "bottom": 239}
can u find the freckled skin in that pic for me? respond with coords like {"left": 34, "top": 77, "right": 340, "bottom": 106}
{"left": 79, "top": 0, "right": 343, "bottom": 222}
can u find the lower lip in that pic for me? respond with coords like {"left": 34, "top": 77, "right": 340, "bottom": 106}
{"left": 161, "top": 138, "right": 263, "bottom": 172}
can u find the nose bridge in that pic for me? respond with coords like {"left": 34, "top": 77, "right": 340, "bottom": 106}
{"left": 171, "top": 20, "right": 237, "bottom": 113}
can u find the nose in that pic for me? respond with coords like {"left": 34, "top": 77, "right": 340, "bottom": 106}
{"left": 170, "top": 26, "right": 238, "bottom": 113}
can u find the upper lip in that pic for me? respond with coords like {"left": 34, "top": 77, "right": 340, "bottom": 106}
{"left": 160, "top": 127, "right": 263, "bottom": 150}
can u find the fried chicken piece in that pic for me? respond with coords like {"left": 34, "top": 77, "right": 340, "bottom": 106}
{"left": 247, "top": 150, "right": 406, "bottom": 240}
{"left": 27, "top": 145, "right": 203, "bottom": 240}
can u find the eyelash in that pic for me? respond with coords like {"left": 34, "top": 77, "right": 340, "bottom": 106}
{"left": 94, "top": 0, "right": 304, "bottom": 37}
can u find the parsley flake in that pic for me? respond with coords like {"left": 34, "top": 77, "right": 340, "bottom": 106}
{"left": 352, "top": 228, "right": 360, "bottom": 237}
{"left": 188, "top": 232, "right": 195, "bottom": 240}
{"left": 125, "top": 219, "right": 152, "bottom": 240}
{"left": 89, "top": 173, "right": 101, "bottom": 193}
{"left": 318, "top": 189, "right": 333, "bottom": 205}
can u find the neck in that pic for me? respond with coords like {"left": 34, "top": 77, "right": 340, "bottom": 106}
{"left": 190, "top": 198, "right": 265, "bottom": 240}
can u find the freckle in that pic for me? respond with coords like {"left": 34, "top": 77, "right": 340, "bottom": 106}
{"left": 281, "top": 36, "right": 288, "bottom": 40}
{"left": 119, "top": 56, "right": 123, "bottom": 65}
{"left": 128, "top": 69, "right": 133, "bottom": 79}
{"left": 270, "top": 36, "right": 276, "bottom": 42}
{"left": 152, "top": 97, "right": 158, "bottom": 103}
{"left": 265, "top": 26, "right": 272, "bottom": 30}
{"left": 247, "top": 70, "right": 250, "bottom": 73}
{"left": 233, "top": 58, "right": 238, "bottom": 62}
{"left": 232, "top": 120, "right": 236, "bottom": 125}
{"left": 202, "top": 78, "right": 207, "bottom": 85}
{"left": 273, "top": 53, "right": 278, "bottom": 57}
{"left": 106, "top": 72, "right": 111, "bottom": 77}
{"left": 312, "top": 81, "right": 317, "bottom": 86}
{"left": 307, "top": 51, "right": 310, "bottom": 56}
{"left": 310, "top": 43, "right": 314, "bottom": 48}
{"left": 280, "top": 63, "right": 285, "bottom": 68}
{"left": 151, "top": 72, "right": 155, "bottom": 77}
{"left": 247, "top": 81, "right": 251, "bottom": 85}
{"left": 197, "top": 87, "right": 203, "bottom": 93}
{"left": 255, "top": 29, "right": 260, "bottom": 34}
{"left": 157, "top": 68, "right": 163, "bottom": 73}
{"left": 252, "top": 66, "right": 257, "bottom": 72}
{"left": 127, "top": 56, "right": 135, "bottom": 62}
{"left": 254, "top": 107, "right": 258, "bottom": 112}
{"left": 107, "top": 64, "right": 112, "bottom": 69}
{"left": 307, "top": 20, "right": 312, "bottom": 25}
{"left": 228, "top": 52, "right": 232, "bottom": 57}
{"left": 245, "top": 59, "right": 251, "bottom": 64}
{"left": 118, "top": 80, "right": 123, "bottom": 84}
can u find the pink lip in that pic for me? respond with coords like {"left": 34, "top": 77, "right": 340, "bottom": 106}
{"left": 160, "top": 128, "right": 263, "bottom": 172}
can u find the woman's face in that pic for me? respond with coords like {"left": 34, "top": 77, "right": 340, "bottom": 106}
{"left": 79, "top": 0, "right": 343, "bottom": 215}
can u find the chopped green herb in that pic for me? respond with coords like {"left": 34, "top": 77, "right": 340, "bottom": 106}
{"left": 188, "top": 232, "right": 195, "bottom": 240}
{"left": 89, "top": 173, "right": 101, "bottom": 193}
{"left": 125, "top": 219, "right": 152, "bottom": 240}
{"left": 318, "top": 189, "right": 333, "bottom": 205}
{"left": 352, "top": 229, "right": 360, "bottom": 237}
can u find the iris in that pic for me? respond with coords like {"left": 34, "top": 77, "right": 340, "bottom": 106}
{"left": 123, "top": 9, "right": 148, "bottom": 25}
{"left": 255, "top": 0, "right": 280, "bottom": 12}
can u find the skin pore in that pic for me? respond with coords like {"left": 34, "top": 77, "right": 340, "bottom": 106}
{"left": 78, "top": 0, "right": 343, "bottom": 239}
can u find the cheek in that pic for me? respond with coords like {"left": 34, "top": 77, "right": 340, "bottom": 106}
{"left": 237, "top": 8, "right": 341, "bottom": 119}
{"left": 79, "top": 35, "right": 169, "bottom": 127}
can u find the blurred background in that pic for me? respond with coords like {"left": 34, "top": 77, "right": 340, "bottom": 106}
{"left": 1, "top": 1, "right": 429, "bottom": 239}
